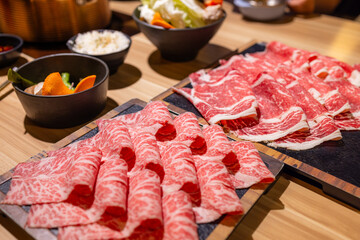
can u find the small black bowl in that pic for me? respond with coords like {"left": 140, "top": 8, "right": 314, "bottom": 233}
{"left": 66, "top": 29, "right": 132, "bottom": 74}
{"left": 132, "top": 5, "right": 226, "bottom": 61}
{"left": 12, "top": 53, "right": 109, "bottom": 128}
{"left": 0, "top": 34, "right": 23, "bottom": 68}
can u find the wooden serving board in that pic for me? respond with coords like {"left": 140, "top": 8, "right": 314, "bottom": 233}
{"left": 152, "top": 41, "right": 360, "bottom": 210}
{"left": 0, "top": 98, "right": 283, "bottom": 240}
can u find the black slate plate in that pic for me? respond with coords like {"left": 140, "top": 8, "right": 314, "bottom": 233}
{"left": 160, "top": 43, "right": 360, "bottom": 209}
{"left": 0, "top": 98, "right": 283, "bottom": 240}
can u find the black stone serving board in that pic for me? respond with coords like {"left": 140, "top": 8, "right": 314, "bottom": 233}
{"left": 158, "top": 43, "right": 360, "bottom": 209}
{"left": 0, "top": 98, "right": 283, "bottom": 240}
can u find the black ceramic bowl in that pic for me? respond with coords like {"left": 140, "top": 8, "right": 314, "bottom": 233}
{"left": 12, "top": 53, "right": 109, "bottom": 128}
{"left": 66, "top": 29, "right": 132, "bottom": 74}
{"left": 132, "top": 5, "right": 226, "bottom": 61}
{"left": 0, "top": 34, "right": 23, "bottom": 68}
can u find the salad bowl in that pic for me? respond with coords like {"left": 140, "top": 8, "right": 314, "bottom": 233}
{"left": 12, "top": 53, "right": 109, "bottom": 128}
{"left": 132, "top": 5, "right": 226, "bottom": 62}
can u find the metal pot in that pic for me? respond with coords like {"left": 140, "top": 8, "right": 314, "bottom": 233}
{"left": 0, "top": 0, "right": 111, "bottom": 42}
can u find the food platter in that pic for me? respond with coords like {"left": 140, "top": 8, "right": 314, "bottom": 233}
{"left": 0, "top": 98, "right": 283, "bottom": 240}
{"left": 153, "top": 41, "right": 360, "bottom": 209}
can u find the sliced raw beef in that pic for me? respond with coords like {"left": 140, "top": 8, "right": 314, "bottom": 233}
{"left": 202, "top": 124, "right": 239, "bottom": 170}
{"left": 265, "top": 66, "right": 342, "bottom": 150}
{"left": 194, "top": 155, "right": 234, "bottom": 189}
{"left": 269, "top": 116, "right": 342, "bottom": 149}
{"left": 262, "top": 42, "right": 359, "bottom": 129}
{"left": 173, "top": 112, "right": 206, "bottom": 155}
{"left": 264, "top": 41, "right": 312, "bottom": 71}
{"left": 210, "top": 53, "right": 335, "bottom": 146}
{"left": 2, "top": 145, "right": 102, "bottom": 205}
{"left": 215, "top": 55, "right": 261, "bottom": 82}
{"left": 162, "top": 191, "right": 198, "bottom": 240}
{"left": 293, "top": 69, "right": 350, "bottom": 117}
{"left": 307, "top": 55, "right": 360, "bottom": 129}
{"left": 324, "top": 76, "right": 360, "bottom": 130}
{"left": 232, "top": 73, "right": 308, "bottom": 142}
{"left": 59, "top": 216, "right": 162, "bottom": 240}
{"left": 173, "top": 70, "right": 258, "bottom": 128}
{"left": 354, "top": 63, "right": 360, "bottom": 72}
{"left": 244, "top": 47, "right": 351, "bottom": 118}
{"left": 273, "top": 66, "right": 331, "bottom": 118}
{"left": 48, "top": 120, "right": 135, "bottom": 162}
{"left": 130, "top": 130, "right": 165, "bottom": 182}
{"left": 192, "top": 183, "right": 243, "bottom": 224}
{"left": 253, "top": 41, "right": 359, "bottom": 91}
{"left": 97, "top": 101, "right": 176, "bottom": 141}
{"left": 87, "top": 154, "right": 128, "bottom": 217}
{"left": 158, "top": 141, "right": 199, "bottom": 198}
{"left": 58, "top": 169, "right": 162, "bottom": 240}
{"left": 27, "top": 196, "right": 94, "bottom": 228}
{"left": 193, "top": 154, "right": 243, "bottom": 223}
{"left": 26, "top": 154, "right": 128, "bottom": 227}
{"left": 96, "top": 120, "right": 135, "bottom": 169}
{"left": 193, "top": 53, "right": 308, "bottom": 141}
{"left": 333, "top": 112, "right": 360, "bottom": 130}
{"left": 58, "top": 214, "right": 126, "bottom": 240}
{"left": 230, "top": 141, "right": 275, "bottom": 188}
{"left": 265, "top": 41, "right": 297, "bottom": 61}
{"left": 46, "top": 137, "right": 96, "bottom": 158}
{"left": 348, "top": 66, "right": 360, "bottom": 87}
{"left": 307, "top": 55, "right": 360, "bottom": 111}
{"left": 309, "top": 54, "right": 360, "bottom": 87}
{"left": 121, "top": 169, "right": 163, "bottom": 237}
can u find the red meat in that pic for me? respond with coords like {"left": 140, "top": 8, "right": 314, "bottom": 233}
{"left": 173, "top": 112, "right": 206, "bottom": 155}
{"left": 162, "top": 191, "right": 198, "bottom": 240}
{"left": 174, "top": 70, "right": 258, "bottom": 128}
{"left": 2, "top": 145, "right": 102, "bottom": 205}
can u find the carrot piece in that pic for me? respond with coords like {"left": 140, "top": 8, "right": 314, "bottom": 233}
{"left": 42, "top": 72, "right": 74, "bottom": 96}
{"left": 204, "top": 0, "right": 223, "bottom": 7}
{"left": 74, "top": 75, "right": 96, "bottom": 93}
{"left": 151, "top": 12, "right": 175, "bottom": 29}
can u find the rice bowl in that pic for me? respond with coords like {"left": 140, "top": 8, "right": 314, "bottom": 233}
{"left": 67, "top": 29, "right": 132, "bottom": 74}
{"left": 70, "top": 30, "right": 130, "bottom": 55}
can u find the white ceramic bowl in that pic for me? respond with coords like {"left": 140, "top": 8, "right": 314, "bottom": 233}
{"left": 67, "top": 29, "right": 132, "bottom": 74}
{"left": 234, "top": 0, "right": 286, "bottom": 21}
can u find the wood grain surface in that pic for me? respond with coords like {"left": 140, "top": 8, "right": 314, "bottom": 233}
{"left": 229, "top": 173, "right": 360, "bottom": 240}
{"left": 1, "top": 0, "right": 360, "bottom": 239}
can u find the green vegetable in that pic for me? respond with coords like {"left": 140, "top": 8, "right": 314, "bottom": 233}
{"left": 173, "top": 0, "right": 206, "bottom": 28}
{"left": 61, "top": 72, "right": 74, "bottom": 90}
{"left": 7, "top": 68, "right": 36, "bottom": 88}
{"left": 141, "top": 0, "right": 206, "bottom": 28}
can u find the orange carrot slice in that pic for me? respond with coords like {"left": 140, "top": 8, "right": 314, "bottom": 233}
{"left": 42, "top": 72, "right": 74, "bottom": 96}
{"left": 204, "top": 0, "right": 223, "bottom": 7}
{"left": 74, "top": 75, "right": 96, "bottom": 93}
{"left": 151, "top": 12, "right": 175, "bottom": 29}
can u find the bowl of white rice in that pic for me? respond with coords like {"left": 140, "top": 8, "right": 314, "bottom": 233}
{"left": 67, "top": 29, "right": 131, "bottom": 74}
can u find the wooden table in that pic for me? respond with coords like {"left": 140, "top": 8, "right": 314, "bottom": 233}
{"left": 0, "top": 1, "right": 359, "bottom": 239}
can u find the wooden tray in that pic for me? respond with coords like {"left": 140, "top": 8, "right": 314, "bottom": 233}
{"left": 0, "top": 98, "right": 283, "bottom": 240}
{"left": 152, "top": 41, "right": 360, "bottom": 210}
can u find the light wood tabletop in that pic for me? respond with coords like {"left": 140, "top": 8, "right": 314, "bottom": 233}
{"left": 0, "top": 1, "right": 359, "bottom": 239}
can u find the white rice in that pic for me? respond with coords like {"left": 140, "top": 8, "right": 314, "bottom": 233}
{"left": 72, "top": 30, "right": 130, "bottom": 55}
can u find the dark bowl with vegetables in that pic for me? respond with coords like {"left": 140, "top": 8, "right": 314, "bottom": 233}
{"left": 132, "top": 5, "right": 226, "bottom": 61}
{"left": 0, "top": 34, "right": 23, "bottom": 68}
{"left": 66, "top": 29, "right": 132, "bottom": 75}
{"left": 10, "top": 53, "right": 109, "bottom": 128}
